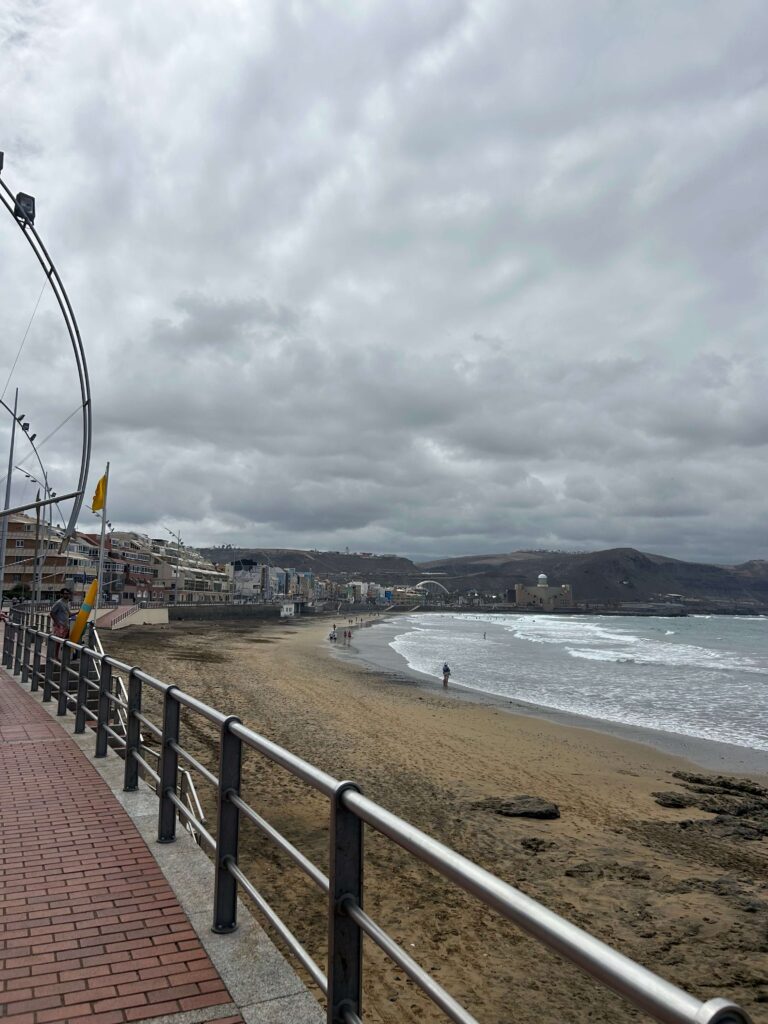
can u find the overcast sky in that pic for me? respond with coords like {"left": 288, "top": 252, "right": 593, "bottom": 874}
{"left": 1, "top": 1, "right": 766, "bottom": 564}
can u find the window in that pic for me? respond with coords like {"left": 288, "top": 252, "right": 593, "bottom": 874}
{"left": 15, "top": 540, "right": 24, "bottom": 547}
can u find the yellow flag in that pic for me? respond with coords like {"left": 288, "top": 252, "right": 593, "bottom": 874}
{"left": 91, "top": 474, "right": 107, "bottom": 512}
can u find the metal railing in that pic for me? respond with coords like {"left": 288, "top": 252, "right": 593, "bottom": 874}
{"left": 1, "top": 615, "right": 752, "bottom": 1024}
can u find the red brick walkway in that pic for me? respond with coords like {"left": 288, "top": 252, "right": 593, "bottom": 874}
{"left": 0, "top": 669, "right": 244, "bottom": 1024}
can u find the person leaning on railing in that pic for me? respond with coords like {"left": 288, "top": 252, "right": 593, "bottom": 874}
{"left": 49, "top": 587, "right": 72, "bottom": 639}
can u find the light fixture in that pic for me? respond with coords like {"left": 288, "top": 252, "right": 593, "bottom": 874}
{"left": 14, "top": 193, "right": 35, "bottom": 225}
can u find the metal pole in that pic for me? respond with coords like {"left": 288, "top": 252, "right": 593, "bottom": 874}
{"left": 158, "top": 686, "right": 180, "bottom": 843}
{"left": 33, "top": 489, "right": 41, "bottom": 604}
{"left": 0, "top": 490, "right": 81, "bottom": 519}
{"left": 327, "top": 781, "right": 364, "bottom": 1024}
{"left": 95, "top": 658, "right": 112, "bottom": 758}
{"left": 94, "top": 462, "right": 109, "bottom": 612}
{"left": 0, "top": 389, "right": 19, "bottom": 607}
{"left": 124, "top": 668, "right": 141, "bottom": 791}
{"left": 212, "top": 715, "right": 242, "bottom": 933}
{"left": 57, "top": 642, "right": 71, "bottom": 715}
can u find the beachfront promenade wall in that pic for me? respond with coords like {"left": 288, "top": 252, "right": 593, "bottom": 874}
{"left": 1, "top": 614, "right": 753, "bottom": 1024}
{"left": 169, "top": 603, "right": 282, "bottom": 622}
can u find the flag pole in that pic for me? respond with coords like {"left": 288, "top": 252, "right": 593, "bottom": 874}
{"left": 94, "top": 462, "right": 109, "bottom": 614}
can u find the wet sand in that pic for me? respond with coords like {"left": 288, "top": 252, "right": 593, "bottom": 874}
{"left": 106, "top": 617, "right": 768, "bottom": 1023}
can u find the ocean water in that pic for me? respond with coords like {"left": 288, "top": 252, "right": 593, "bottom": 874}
{"left": 358, "top": 613, "right": 768, "bottom": 752}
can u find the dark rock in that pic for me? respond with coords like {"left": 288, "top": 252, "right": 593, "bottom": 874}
{"left": 520, "top": 837, "right": 556, "bottom": 854}
{"left": 652, "top": 791, "right": 691, "bottom": 808}
{"left": 737, "top": 898, "right": 765, "bottom": 914}
{"left": 671, "top": 771, "right": 768, "bottom": 798}
{"left": 697, "top": 795, "right": 766, "bottom": 817}
{"left": 565, "top": 862, "right": 602, "bottom": 878}
{"left": 476, "top": 796, "right": 560, "bottom": 820}
{"left": 711, "top": 815, "right": 768, "bottom": 841}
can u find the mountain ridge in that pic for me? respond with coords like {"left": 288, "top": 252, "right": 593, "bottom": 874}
{"left": 197, "top": 545, "right": 768, "bottom": 609}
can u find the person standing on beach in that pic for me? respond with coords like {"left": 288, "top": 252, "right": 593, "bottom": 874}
{"left": 442, "top": 662, "right": 451, "bottom": 687}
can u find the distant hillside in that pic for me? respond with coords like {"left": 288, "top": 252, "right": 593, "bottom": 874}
{"left": 197, "top": 544, "right": 768, "bottom": 609}
{"left": 419, "top": 548, "right": 768, "bottom": 608}
{"left": 198, "top": 546, "right": 420, "bottom": 580}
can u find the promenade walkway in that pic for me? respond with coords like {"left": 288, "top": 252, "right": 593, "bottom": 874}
{"left": 0, "top": 665, "right": 321, "bottom": 1024}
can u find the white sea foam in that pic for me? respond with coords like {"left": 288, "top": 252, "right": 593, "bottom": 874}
{"left": 385, "top": 612, "right": 768, "bottom": 751}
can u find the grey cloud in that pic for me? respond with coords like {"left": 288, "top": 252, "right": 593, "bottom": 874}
{"left": 0, "top": 1, "right": 766, "bottom": 563}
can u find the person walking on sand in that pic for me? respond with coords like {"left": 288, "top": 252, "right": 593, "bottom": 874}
{"left": 442, "top": 662, "right": 451, "bottom": 687}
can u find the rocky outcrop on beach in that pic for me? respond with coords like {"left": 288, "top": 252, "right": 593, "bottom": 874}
{"left": 653, "top": 771, "right": 768, "bottom": 841}
{"left": 474, "top": 795, "right": 561, "bottom": 819}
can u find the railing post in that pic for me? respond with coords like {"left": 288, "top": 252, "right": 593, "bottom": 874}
{"left": 30, "top": 632, "right": 42, "bottom": 692}
{"left": 20, "top": 626, "right": 31, "bottom": 685}
{"left": 212, "top": 715, "right": 242, "bottom": 933}
{"left": 74, "top": 648, "right": 90, "bottom": 733}
{"left": 123, "top": 668, "right": 142, "bottom": 791}
{"left": 95, "top": 659, "right": 112, "bottom": 758}
{"left": 2, "top": 620, "right": 14, "bottom": 668}
{"left": 327, "top": 781, "right": 364, "bottom": 1024}
{"left": 57, "top": 643, "right": 71, "bottom": 715}
{"left": 157, "top": 686, "right": 180, "bottom": 843}
{"left": 13, "top": 622, "right": 23, "bottom": 675}
{"left": 42, "top": 635, "right": 56, "bottom": 702}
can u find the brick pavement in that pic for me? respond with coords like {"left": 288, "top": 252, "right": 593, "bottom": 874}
{"left": 0, "top": 668, "right": 245, "bottom": 1024}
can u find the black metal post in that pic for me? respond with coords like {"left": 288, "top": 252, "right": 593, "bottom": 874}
{"left": 2, "top": 621, "right": 13, "bottom": 667}
{"left": 95, "top": 659, "right": 112, "bottom": 758}
{"left": 13, "top": 622, "right": 23, "bottom": 675}
{"left": 74, "top": 648, "right": 90, "bottom": 733}
{"left": 157, "top": 686, "right": 180, "bottom": 843}
{"left": 123, "top": 668, "right": 141, "bottom": 791}
{"left": 42, "top": 635, "right": 55, "bottom": 701}
{"left": 212, "top": 715, "right": 242, "bottom": 933}
{"left": 20, "top": 626, "right": 31, "bottom": 684}
{"left": 30, "top": 632, "right": 42, "bottom": 691}
{"left": 327, "top": 782, "right": 364, "bottom": 1024}
{"left": 57, "top": 643, "right": 71, "bottom": 715}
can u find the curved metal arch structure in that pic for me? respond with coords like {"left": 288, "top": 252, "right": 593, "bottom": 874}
{"left": 0, "top": 398, "right": 53, "bottom": 499}
{"left": 415, "top": 579, "right": 450, "bottom": 595}
{"left": 0, "top": 161, "right": 92, "bottom": 543}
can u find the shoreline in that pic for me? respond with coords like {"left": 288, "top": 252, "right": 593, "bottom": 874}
{"left": 332, "top": 614, "right": 768, "bottom": 778}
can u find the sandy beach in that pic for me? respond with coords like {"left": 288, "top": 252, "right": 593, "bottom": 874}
{"left": 106, "top": 616, "right": 768, "bottom": 1024}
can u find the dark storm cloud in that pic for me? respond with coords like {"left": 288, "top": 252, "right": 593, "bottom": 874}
{"left": 1, "top": 0, "right": 767, "bottom": 563}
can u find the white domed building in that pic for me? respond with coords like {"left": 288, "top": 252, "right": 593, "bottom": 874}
{"left": 514, "top": 572, "right": 573, "bottom": 610}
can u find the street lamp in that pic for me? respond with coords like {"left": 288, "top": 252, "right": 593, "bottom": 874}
{"left": 0, "top": 389, "right": 20, "bottom": 606}
{"left": 19, "top": 468, "right": 59, "bottom": 604}
{"left": 0, "top": 397, "right": 59, "bottom": 606}
{"left": 163, "top": 526, "right": 184, "bottom": 604}
{"left": 14, "top": 193, "right": 35, "bottom": 226}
